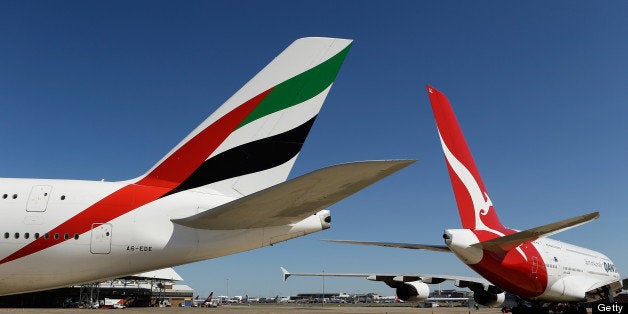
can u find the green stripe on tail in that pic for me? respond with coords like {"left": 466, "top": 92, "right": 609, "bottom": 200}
{"left": 237, "top": 44, "right": 351, "bottom": 129}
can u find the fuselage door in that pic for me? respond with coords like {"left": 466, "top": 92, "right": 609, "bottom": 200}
{"left": 26, "top": 185, "right": 52, "bottom": 212}
{"left": 90, "top": 223, "right": 112, "bottom": 254}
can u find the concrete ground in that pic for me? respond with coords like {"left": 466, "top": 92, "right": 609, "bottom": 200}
{"left": 0, "top": 304, "right": 504, "bottom": 314}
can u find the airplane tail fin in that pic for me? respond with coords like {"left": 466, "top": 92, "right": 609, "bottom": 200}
{"left": 426, "top": 85, "right": 506, "bottom": 232}
{"left": 137, "top": 37, "right": 352, "bottom": 197}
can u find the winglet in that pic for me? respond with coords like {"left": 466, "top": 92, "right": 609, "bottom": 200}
{"left": 472, "top": 212, "right": 599, "bottom": 252}
{"left": 281, "top": 267, "right": 291, "bottom": 281}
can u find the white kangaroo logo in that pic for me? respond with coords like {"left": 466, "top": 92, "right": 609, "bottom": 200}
{"left": 438, "top": 131, "right": 528, "bottom": 261}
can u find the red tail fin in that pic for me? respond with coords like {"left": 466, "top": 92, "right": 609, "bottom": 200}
{"left": 426, "top": 85, "right": 506, "bottom": 233}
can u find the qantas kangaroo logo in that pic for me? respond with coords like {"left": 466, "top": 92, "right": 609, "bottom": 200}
{"left": 438, "top": 132, "right": 500, "bottom": 235}
{"left": 438, "top": 130, "right": 528, "bottom": 261}
{"left": 438, "top": 132, "right": 528, "bottom": 261}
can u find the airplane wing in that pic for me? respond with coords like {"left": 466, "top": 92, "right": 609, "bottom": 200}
{"left": 472, "top": 212, "right": 599, "bottom": 252}
{"left": 281, "top": 267, "right": 502, "bottom": 293}
{"left": 172, "top": 160, "right": 415, "bottom": 230}
{"left": 323, "top": 239, "right": 450, "bottom": 252}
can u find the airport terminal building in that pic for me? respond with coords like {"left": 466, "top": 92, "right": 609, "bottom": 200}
{"left": 0, "top": 268, "right": 194, "bottom": 308}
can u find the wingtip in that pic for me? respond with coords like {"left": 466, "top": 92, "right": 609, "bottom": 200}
{"left": 398, "top": 159, "right": 418, "bottom": 165}
{"left": 582, "top": 211, "right": 600, "bottom": 221}
{"left": 280, "top": 267, "right": 291, "bottom": 281}
{"left": 383, "top": 159, "right": 416, "bottom": 177}
{"left": 381, "top": 159, "right": 417, "bottom": 171}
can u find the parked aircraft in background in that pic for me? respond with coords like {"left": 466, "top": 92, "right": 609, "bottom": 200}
{"left": 100, "top": 298, "right": 126, "bottom": 309}
{"left": 193, "top": 292, "right": 217, "bottom": 307}
{"left": 282, "top": 266, "right": 483, "bottom": 304}
{"left": 0, "top": 37, "right": 414, "bottom": 295}
{"left": 283, "top": 85, "right": 623, "bottom": 313}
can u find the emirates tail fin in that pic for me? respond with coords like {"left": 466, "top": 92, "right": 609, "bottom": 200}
{"left": 137, "top": 37, "right": 352, "bottom": 198}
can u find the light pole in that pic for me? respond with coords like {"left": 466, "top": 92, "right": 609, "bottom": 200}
{"left": 322, "top": 270, "right": 325, "bottom": 307}
{"left": 226, "top": 278, "right": 229, "bottom": 305}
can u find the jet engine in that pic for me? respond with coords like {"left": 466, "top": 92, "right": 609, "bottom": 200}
{"left": 394, "top": 281, "right": 430, "bottom": 302}
{"left": 472, "top": 289, "right": 505, "bottom": 307}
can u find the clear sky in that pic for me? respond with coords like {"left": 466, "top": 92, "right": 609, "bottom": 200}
{"left": 1, "top": 1, "right": 627, "bottom": 298}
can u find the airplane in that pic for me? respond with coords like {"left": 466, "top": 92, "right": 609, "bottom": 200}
{"left": 281, "top": 266, "right": 483, "bottom": 305}
{"left": 193, "top": 291, "right": 217, "bottom": 307}
{"left": 282, "top": 85, "right": 624, "bottom": 313}
{"left": 100, "top": 298, "right": 126, "bottom": 309}
{"left": 0, "top": 37, "right": 414, "bottom": 296}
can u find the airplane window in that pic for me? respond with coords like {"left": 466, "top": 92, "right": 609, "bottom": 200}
{"left": 3, "top": 232, "right": 8, "bottom": 239}
{"left": 44, "top": 233, "right": 50, "bottom": 239}
{"left": 54, "top": 233, "right": 59, "bottom": 240}
{"left": 61, "top": 195, "right": 66, "bottom": 200}
{"left": 12, "top": 194, "right": 17, "bottom": 199}
{"left": 74, "top": 234, "right": 79, "bottom": 240}
{"left": 2, "top": 194, "right": 6, "bottom": 199}
{"left": 64, "top": 234, "right": 69, "bottom": 240}
{"left": 24, "top": 233, "right": 29, "bottom": 239}
{"left": 35, "top": 233, "right": 40, "bottom": 239}
{"left": 14, "top": 233, "right": 19, "bottom": 239}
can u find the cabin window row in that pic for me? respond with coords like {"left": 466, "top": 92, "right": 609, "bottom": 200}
{"left": 3, "top": 232, "right": 79, "bottom": 240}
{"left": 1, "top": 194, "right": 67, "bottom": 200}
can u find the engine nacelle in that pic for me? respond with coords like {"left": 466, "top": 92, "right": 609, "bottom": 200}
{"left": 473, "top": 289, "right": 505, "bottom": 307}
{"left": 395, "top": 281, "right": 430, "bottom": 302}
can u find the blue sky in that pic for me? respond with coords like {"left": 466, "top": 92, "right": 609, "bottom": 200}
{"left": 1, "top": 1, "right": 627, "bottom": 298}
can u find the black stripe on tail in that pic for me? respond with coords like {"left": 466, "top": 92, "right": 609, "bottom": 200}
{"left": 163, "top": 116, "right": 317, "bottom": 197}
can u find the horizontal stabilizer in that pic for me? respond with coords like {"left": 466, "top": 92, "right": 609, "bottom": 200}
{"left": 472, "top": 212, "right": 599, "bottom": 252}
{"left": 323, "top": 239, "right": 450, "bottom": 252}
{"left": 172, "top": 160, "right": 415, "bottom": 230}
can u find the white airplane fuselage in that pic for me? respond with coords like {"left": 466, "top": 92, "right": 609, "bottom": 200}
{"left": 0, "top": 37, "right": 370, "bottom": 296}
{"left": 445, "top": 228, "right": 620, "bottom": 301}
{"left": 0, "top": 178, "right": 329, "bottom": 295}
{"left": 533, "top": 238, "right": 620, "bottom": 301}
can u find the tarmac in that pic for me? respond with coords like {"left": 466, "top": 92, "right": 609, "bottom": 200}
{"left": 0, "top": 305, "right": 505, "bottom": 314}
